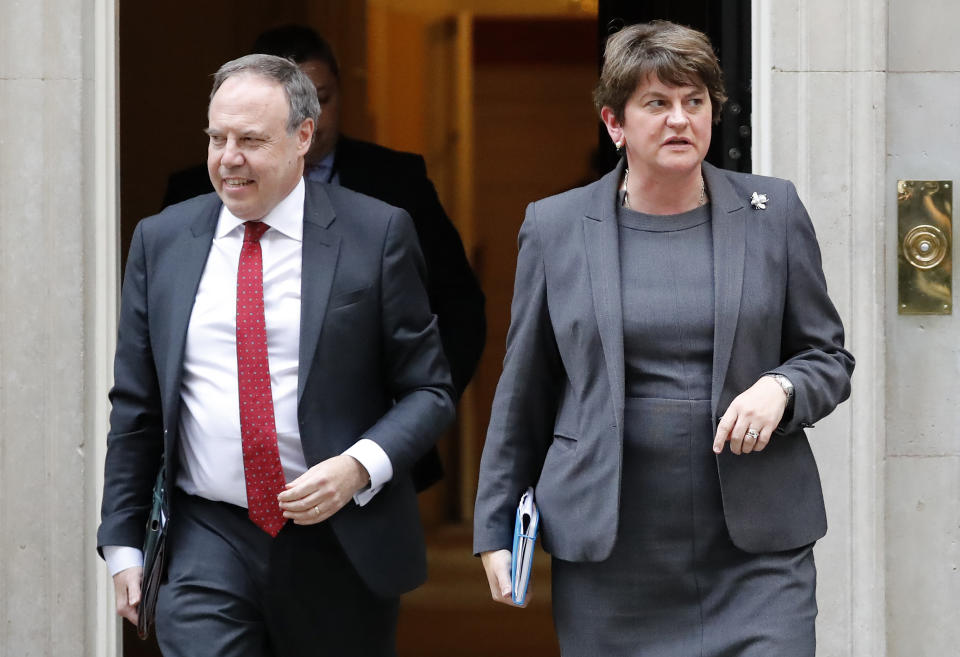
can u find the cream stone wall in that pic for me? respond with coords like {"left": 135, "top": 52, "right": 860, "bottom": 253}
{"left": 0, "top": 0, "right": 118, "bottom": 655}
{"left": 759, "top": 1, "right": 960, "bottom": 655}
{"left": 1, "top": 0, "right": 85, "bottom": 653}
{"left": 754, "top": 2, "right": 887, "bottom": 655}
{"left": 884, "top": 1, "right": 960, "bottom": 655}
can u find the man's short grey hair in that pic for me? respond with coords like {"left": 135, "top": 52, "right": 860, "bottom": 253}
{"left": 210, "top": 54, "right": 321, "bottom": 133}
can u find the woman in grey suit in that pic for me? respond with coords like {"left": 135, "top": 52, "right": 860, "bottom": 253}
{"left": 473, "top": 21, "right": 854, "bottom": 656}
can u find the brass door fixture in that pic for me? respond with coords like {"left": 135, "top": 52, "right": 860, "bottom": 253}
{"left": 897, "top": 180, "right": 952, "bottom": 315}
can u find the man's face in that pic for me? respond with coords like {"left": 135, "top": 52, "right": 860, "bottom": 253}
{"left": 206, "top": 74, "right": 314, "bottom": 220}
{"left": 298, "top": 59, "right": 341, "bottom": 163}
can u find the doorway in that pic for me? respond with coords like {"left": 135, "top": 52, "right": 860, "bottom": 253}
{"left": 118, "top": 2, "right": 592, "bottom": 654}
{"left": 116, "top": 2, "right": 751, "bottom": 655}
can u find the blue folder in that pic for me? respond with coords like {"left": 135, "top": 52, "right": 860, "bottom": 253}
{"left": 511, "top": 487, "right": 539, "bottom": 605}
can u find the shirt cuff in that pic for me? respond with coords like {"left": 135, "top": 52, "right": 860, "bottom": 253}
{"left": 103, "top": 545, "right": 144, "bottom": 577}
{"left": 344, "top": 438, "right": 393, "bottom": 507}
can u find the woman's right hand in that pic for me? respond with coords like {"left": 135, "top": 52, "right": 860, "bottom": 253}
{"left": 480, "top": 549, "right": 527, "bottom": 607}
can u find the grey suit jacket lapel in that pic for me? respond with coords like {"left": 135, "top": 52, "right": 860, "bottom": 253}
{"left": 703, "top": 162, "right": 747, "bottom": 417}
{"left": 583, "top": 161, "right": 626, "bottom": 436}
{"left": 162, "top": 200, "right": 220, "bottom": 433}
{"left": 298, "top": 182, "right": 341, "bottom": 403}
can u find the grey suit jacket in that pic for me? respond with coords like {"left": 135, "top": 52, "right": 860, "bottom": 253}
{"left": 473, "top": 160, "right": 854, "bottom": 561}
{"left": 98, "top": 181, "right": 455, "bottom": 597}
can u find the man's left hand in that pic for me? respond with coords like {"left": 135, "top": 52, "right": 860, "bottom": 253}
{"left": 278, "top": 455, "right": 370, "bottom": 524}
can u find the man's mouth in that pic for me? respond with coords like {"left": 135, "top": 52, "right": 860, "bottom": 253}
{"left": 223, "top": 177, "right": 254, "bottom": 188}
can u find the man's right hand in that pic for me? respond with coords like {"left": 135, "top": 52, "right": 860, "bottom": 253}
{"left": 480, "top": 549, "right": 527, "bottom": 607}
{"left": 113, "top": 566, "right": 143, "bottom": 625}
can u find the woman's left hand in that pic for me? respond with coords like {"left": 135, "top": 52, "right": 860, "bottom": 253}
{"left": 713, "top": 377, "right": 788, "bottom": 455}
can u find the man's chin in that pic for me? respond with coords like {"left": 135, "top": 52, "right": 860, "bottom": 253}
{"left": 218, "top": 197, "right": 263, "bottom": 221}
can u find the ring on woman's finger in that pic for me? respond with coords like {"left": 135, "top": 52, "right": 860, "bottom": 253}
{"left": 746, "top": 429, "right": 760, "bottom": 440}
{"left": 313, "top": 505, "right": 321, "bottom": 517}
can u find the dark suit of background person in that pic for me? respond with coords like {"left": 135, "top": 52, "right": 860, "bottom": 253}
{"left": 99, "top": 57, "right": 455, "bottom": 657}
{"left": 473, "top": 159, "right": 855, "bottom": 652}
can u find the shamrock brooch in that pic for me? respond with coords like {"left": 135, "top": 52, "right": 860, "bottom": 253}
{"left": 750, "top": 192, "right": 768, "bottom": 210}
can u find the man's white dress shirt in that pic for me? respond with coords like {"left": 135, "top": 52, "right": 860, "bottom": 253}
{"left": 105, "top": 178, "right": 391, "bottom": 576}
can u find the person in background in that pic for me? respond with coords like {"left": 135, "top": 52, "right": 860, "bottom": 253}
{"left": 473, "top": 21, "right": 854, "bottom": 656}
{"left": 164, "top": 24, "right": 486, "bottom": 402}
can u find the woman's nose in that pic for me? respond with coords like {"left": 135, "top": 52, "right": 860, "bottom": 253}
{"left": 666, "top": 105, "right": 688, "bottom": 127}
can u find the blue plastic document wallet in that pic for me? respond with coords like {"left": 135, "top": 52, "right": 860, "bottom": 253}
{"left": 511, "top": 486, "right": 540, "bottom": 605}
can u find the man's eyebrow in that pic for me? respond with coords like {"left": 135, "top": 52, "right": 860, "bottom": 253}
{"left": 203, "top": 128, "right": 269, "bottom": 140}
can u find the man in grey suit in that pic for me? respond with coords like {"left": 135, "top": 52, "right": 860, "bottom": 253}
{"left": 98, "top": 54, "right": 454, "bottom": 656}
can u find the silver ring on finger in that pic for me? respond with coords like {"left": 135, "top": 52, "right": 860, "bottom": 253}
{"left": 746, "top": 428, "right": 760, "bottom": 440}
{"left": 313, "top": 505, "right": 321, "bottom": 517}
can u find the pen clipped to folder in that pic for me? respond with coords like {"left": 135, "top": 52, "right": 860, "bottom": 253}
{"left": 511, "top": 486, "right": 540, "bottom": 605}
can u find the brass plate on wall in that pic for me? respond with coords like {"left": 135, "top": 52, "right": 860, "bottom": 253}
{"left": 898, "top": 180, "right": 952, "bottom": 314}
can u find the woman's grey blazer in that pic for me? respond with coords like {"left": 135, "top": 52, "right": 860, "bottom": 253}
{"left": 473, "top": 160, "right": 854, "bottom": 562}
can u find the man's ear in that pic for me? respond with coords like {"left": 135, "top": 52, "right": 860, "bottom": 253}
{"left": 297, "top": 118, "right": 315, "bottom": 154}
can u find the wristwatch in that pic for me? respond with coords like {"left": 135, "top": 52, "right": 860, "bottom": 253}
{"left": 766, "top": 374, "right": 795, "bottom": 408}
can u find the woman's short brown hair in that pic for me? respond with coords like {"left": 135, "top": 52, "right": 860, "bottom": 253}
{"left": 594, "top": 21, "right": 727, "bottom": 124}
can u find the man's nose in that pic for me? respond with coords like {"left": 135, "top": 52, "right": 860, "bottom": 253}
{"left": 222, "top": 139, "right": 245, "bottom": 167}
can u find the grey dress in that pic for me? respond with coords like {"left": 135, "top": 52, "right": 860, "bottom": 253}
{"left": 550, "top": 204, "right": 817, "bottom": 657}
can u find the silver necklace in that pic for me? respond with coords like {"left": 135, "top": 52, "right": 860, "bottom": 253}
{"left": 622, "top": 168, "right": 706, "bottom": 210}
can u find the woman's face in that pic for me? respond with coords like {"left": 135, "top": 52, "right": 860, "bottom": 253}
{"left": 603, "top": 75, "right": 712, "bottom": 179}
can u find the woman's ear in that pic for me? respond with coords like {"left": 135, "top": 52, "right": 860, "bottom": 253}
{"left": 600, "top": 106, "right": 623, "bottom": 147}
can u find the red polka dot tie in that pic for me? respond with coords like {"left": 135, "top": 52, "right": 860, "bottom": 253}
{"left": 237, "top": 221, "right": 287, "bottom": 537}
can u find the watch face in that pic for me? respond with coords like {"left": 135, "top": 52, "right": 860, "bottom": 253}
{"left": 769, "top": 374, "right": 792, "bottom": 397}
{"left": 776, "top": 375, "right": 794, "bottom": 396}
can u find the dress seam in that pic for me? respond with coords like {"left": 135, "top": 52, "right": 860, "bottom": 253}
{"left": 688, "top": 402, "right": 707, "bottom": 657}
{"left": 667, "top": 234, "right": 692, "bottom": 400}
